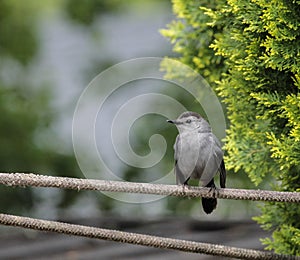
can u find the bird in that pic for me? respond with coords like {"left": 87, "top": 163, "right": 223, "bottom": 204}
{"left": 167, "top": 111, "right": 226, "bottom": 214}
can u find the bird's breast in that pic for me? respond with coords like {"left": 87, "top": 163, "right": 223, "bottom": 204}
{"left": 176, "top": 132, "right": 212, "bottom": 177}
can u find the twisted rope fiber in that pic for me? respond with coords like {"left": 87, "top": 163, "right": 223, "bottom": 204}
{"left": 0, "top": 213, "right": 299, "bottom": 260}
{"left": 0, "top": 173, "right": 299, "bottom": 202}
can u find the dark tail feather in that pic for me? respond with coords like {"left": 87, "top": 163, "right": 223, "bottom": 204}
{"left": 202, "top": 197, "right": 217, "bottom": 214}
{"left": 201, "top": 179, "right": 217, "bottom": 214}
{"left": 219, "top": 159, "right": 226, "bottom": 188}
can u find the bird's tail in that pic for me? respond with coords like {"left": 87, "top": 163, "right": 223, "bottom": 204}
{"left": 201, "top": 180, "right": 217, "bottom": 214}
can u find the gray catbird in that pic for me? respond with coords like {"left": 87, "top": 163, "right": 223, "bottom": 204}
{"left": 167, "top": 111, "right": 226, "bottom": 214}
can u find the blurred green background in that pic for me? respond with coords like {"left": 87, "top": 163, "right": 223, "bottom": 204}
{"left": 0, "top": 0, "right": 263, "bottom": 220}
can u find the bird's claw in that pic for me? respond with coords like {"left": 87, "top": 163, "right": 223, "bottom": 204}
{"left": 181, "top": 183, "right": 189, "bottom": 193}
{"left": 180, "top": 184, "right": 191, "bottom": 199}
{"left": 208, "top": 186, "right": 219, "bottom": 198}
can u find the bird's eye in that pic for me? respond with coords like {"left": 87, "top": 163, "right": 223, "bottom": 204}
{"left": 186, "top": 119, "right": 191, "bottom": 123}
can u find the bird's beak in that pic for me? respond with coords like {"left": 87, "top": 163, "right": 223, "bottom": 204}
{"left": 167, "top": 119, "right": 182, "bottom": 125}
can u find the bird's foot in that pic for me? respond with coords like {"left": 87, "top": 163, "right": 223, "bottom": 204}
{"left": 208, "top": 186, "right": 219, "bottom": 199}
{"left": 181, "top": 183, "right": 188, "bottom": 193}
{"left": 180, "top": 183, "right": 191, "bottom": 199}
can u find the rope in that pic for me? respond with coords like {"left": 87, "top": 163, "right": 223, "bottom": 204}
{"left": 0, "top": 173, "right": 299, "bottom": 203}
{"left": 0, "top": 213, "right": 298, "bottom": 260}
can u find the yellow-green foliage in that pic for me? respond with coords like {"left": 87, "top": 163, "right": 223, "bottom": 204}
{"left": 162, "top": 0, "right": 300, "bottom": 255}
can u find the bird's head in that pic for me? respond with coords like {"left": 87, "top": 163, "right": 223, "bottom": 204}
{"left": 167, "top": 111, "right": 211, "bottom": 133}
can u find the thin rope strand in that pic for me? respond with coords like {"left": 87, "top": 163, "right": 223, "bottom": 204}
{"left": 0, "top": 213, "right": 298, "bottom": 260}
{"left": 0, "top": 173, "right": 299, "bottom": 202}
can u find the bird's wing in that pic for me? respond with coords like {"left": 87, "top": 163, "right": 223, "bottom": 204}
{"left": 212, "top": 135, "right": 226, "bottom": 188}
{"left": 213, "top": 134, "right": 222, "bottom": 149}
{"left": 174, "top": 135, "right": 180, "bottom": 165}
{"left": 174, "top": 135, "right": 189, "bottom": 185}
{"left": 199, "top": 135, "right": 224, "bottom": 187}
